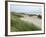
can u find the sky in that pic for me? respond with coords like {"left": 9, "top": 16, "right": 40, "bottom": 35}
{"left": 10, "top": 4, "right": 42, "bottom": 14}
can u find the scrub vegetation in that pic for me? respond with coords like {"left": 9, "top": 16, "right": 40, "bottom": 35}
{"left": 11, "top": 12, "right": 41, "bottom": 32}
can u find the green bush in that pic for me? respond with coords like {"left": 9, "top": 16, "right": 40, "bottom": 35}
{"left": 38, "top": 15, "right": 42, "bottom": 19}
{"left": 11, "top": 12, "right": 24, "bottom": 17}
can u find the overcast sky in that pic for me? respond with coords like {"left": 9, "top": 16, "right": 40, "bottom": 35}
{"left": 10, "top": 4, "right": 42, "bottom": 14}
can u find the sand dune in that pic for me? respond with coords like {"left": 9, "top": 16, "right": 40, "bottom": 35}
{"left": 20, "top": 15, "right": 42, "bottom": 28}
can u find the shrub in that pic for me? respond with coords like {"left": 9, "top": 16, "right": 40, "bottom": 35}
{"left": 15, "top": 14, "right": 24, "bottom": 17}
{"left": 38, "top": 15, "right": 42, "bottom": 19}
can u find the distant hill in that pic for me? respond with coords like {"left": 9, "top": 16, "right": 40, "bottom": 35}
{"left": 11, "top": 12, "right": 42, "bottom": 16}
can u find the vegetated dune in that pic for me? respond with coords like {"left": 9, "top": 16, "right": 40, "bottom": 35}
{"left": 11, "top": 12, "right": 41, "bottom": 32}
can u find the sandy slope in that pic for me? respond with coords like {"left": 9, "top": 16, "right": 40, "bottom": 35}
{"left": 20, "top": 15, "right": 42, "bottom": 28}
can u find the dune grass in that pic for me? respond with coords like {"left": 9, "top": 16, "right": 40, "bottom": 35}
{"left": 11, "top": 12, "right": 41, "bottom": 32}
